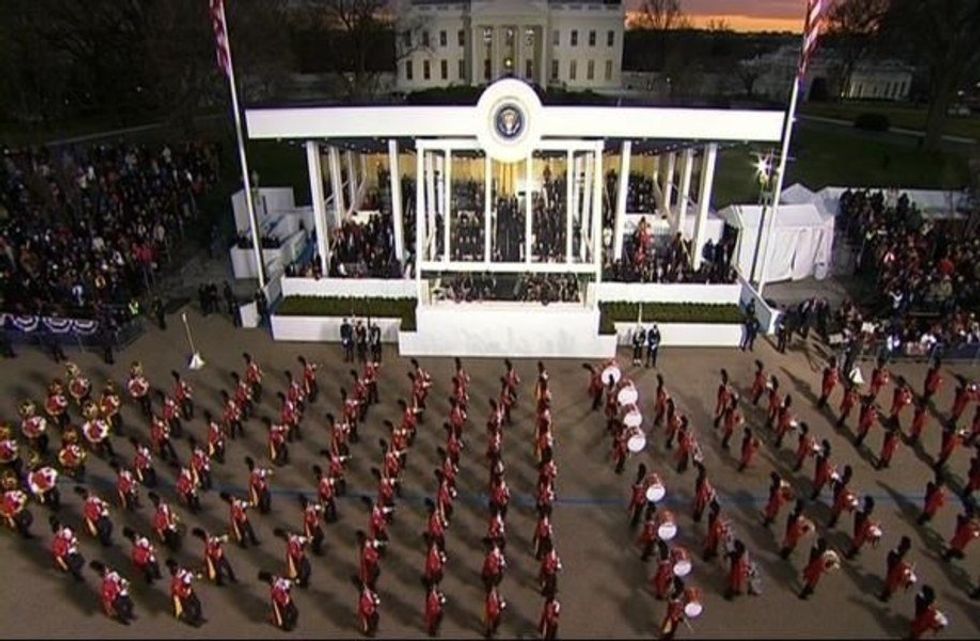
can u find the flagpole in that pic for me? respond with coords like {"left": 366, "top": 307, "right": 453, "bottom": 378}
{"left": 753, "top": 1, "right": 817, "bottom": 296}
{"left": 218, "top": 0, "right": 266, "bottom": 290}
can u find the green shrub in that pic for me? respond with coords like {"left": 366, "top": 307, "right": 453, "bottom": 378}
{"left": 275, "top": 296, "right": 418, "bottom": 331}
{"left": 599, "top": 302, "right": 744, "bottom": 334}
{"left": 854, "top": 113, "right": 891, "bottom": 132}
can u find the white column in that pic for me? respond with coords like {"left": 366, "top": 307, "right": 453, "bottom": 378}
{"left": 387, "top": 139, "right": 404, "bottom": 262}
{"left": 472, "top": 27, "right": 480, "bottom": 83}
{"left": 692, "top": 143, "right": 718, "bottom": 270}
{"left": 425, "top": 152, "right": 437, "bottom": 258}
{"left": 676, "top": 147, "right": 695, "bottom": 237}
{"left": 651, "top": 154, "right": 661, "bottom": 186}
{"left": 443, "top": 149, "right": 451, "bottom": 263}
{"left": 305, "top": 142, "right": 329, "bottom": 275}
{"left": 328, "top": 145, "right": 345, "bottom": 227}
{"left": 582, "top": 152, "right": 594, "bottom": 261}
{"left": 415, "top": 144, "right": 425, "bottom": 296}
{"left": 663, "top": 151, "right": 676, "bottom": 220}
{"left": 484, "top": 155, "right": 492, "bottom": 262}
{"left": 565, "top": 149, "right": 573, "bottom": 263}
{"left": 613, "top": 141, "right": 631, "bottom": 260}
{"left": 592, "top": 144, "right": 603, "bottom": 280}
{"left": 524, "top": 152, "right": 533, "bottom": 263}
{"left": 345, "top": 150, "right": 357, "bottom": 209}
{"left": 359, "top": 152, "right": 368, "bottom": 192}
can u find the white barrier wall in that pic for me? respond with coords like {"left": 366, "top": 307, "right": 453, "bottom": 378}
{"left": 230, "top": 230, "right": 308, "bottom": 280}
{"left": 281, "top": 278, "right": 416, "bottom": 299}
{"left": 591, "top": 282, "right": 742, "bottom": 305}
{"left": 271, "top": 316, "right": 402, "bottom": 342}
{"left": 399, "top": 302, "right": 616, "bottom": 358}
{"left": 737, "top": 276, "right": 781, "bottom": 335}
{"left": 613, "top": 322, "right": 743, "bottom": 347}
{"left": 232, "top": 187, "right": 297, "bottom": 231}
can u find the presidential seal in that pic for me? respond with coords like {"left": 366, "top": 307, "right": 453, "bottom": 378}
{"left": 493, "top": 103, "right": 525, "bottom": 140}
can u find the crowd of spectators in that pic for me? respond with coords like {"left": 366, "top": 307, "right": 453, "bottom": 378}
{"left": 834, "top": 188, "right": 980, "bottom": 356}
{"left": 0, "top": 141, "right": 219, "bottom": 319}
{"left": 439, "top": 271, "right": 580, "bottom": 305}
{"left": 327, "top": 212, "right": 400, "bottom": 278}
{"left": 606, "top": 170, "right": 657, "bottom": 215}
{"left": 603, "top": 218, "right": 737, "bottom": 284}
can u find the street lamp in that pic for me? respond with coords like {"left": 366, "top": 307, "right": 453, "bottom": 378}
{"left": 749, "top": 151, "right": 776, "bottom": 285}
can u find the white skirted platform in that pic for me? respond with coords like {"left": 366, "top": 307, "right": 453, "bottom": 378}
{"left": 398, "top": 302, "right": 617, "bottom": 358}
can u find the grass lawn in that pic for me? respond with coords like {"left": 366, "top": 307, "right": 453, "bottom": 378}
{"left": 801, "top": 101, "right": 980, "bottom": 140}
{"left": 713, "top": 121, "right": 971, "bottom": 207}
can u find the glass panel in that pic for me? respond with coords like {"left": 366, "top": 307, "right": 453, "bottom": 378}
{"left": 530, "top": 151, "right": 567, "bottom": 263}
{"left": 490, "top": 158, "right": 526, "bottom": 263}
{"left": 448, "top": 151, "right": 486, "bottom": 262}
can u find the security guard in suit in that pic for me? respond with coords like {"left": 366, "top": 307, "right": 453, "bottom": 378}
{"left": 632, "top": 325, "right": 646, "bottom": 366}
{"left": 646, "top": 324, "right": 662, "bottom": 368}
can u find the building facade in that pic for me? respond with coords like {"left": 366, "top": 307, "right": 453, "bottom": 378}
{"left": 395, "top": 0, "right": 625, "bottom": 92}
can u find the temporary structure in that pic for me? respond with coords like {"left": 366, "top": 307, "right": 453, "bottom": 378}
{"left": 720, "top": 203, "right": 836, "bottom": 283}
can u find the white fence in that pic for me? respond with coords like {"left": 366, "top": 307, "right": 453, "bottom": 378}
{"left": 280, "top": 277, "right": 416, "bottom": 299}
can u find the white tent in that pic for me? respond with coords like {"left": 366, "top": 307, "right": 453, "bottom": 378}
{"left": 721, "top": 203, "right": 836, "bottom": 283}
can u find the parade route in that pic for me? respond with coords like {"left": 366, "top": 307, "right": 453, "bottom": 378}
{"left": 1, "top": 307, "right": 977, "bottom": 639}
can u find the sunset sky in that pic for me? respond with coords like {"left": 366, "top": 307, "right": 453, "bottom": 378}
{"left": 627, "top": 0, "right": 807, "bottom": 32}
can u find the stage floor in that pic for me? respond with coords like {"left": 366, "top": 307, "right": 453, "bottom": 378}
{"left": 0, "top": 308, "right": 977, "bottom": 639}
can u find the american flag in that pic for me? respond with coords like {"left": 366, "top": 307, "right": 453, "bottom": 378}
{"left": 209, "top": 0, "right": 232, "bottom": 77}
{"left": 799, "top": 0, "right": 828, "bottom": 76}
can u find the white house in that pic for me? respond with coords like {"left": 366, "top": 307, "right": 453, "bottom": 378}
{"left": 395, "top": 0, "right": 625, "bottom": 92}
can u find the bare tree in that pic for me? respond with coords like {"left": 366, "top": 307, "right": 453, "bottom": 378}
{"left": 825, "top": 0, "right": 890, "bottom": 99}
{"left": 629, "top": 0, "right": 691, "bottom": 73}
{"left": 706, "top": 18, "right": 733, "bottom": 33}
{"left": 735, "top": 59, "right": 763, "bottom": 98}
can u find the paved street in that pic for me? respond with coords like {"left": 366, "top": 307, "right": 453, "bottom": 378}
{"left": 1, "top": 308, "right": 977, "bottom": 639}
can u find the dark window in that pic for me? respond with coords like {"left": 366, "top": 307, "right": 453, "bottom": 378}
{"left": 422, "top": 31, "right": 430, "bottom": 47}
{"left": 551, "top": 59, "right": 559, "bottom": 80}
{"left": 441, "top": 59, "right": 448, "bottom": 80}
{"left": 439, "top": 30, "right": 447, "bottom": 47}
{"left": 405, "top": 60, "right": 413, "bottom": 80}
{"left": 570, "top": 30, "right": 578, "bottom": 46}
{"left": 525, "top": 59, "right": 533, "bottom": 79}
{"left": 458, "top": 59, "right": 466, "bottom": 80}
{"left": 607, "top": 30, "right": 614, "bottom": 47}
{"left": 587, "top": 59, "right": 594, "bottom": 80}
{"left": 484, "top": 59, "right": 491, "bottom": 80}
{"left": 458, "top": 30, "right": 465, "bottom": 47}
{"left": 423, "top": 60, "right": 430, "bottom": 80}
{"left": 588, "top": 30, "right": 596, "bottom": 46}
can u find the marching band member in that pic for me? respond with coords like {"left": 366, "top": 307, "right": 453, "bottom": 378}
{"left": 583, "top": 363, "right": 604, "bottom": 411}
{"left": 779, "top": 500, "right": 814, "bottom": 559}
{"left": 651, "top": 540, "right": 675, "bottom": 599}
{"left": 484, "top": 584, "right": 507, "bottom": 638}
{"left": 798, "top": 537, "right": 839, "bottom": 599}
{"left": 836, "top": 381, "right": 860, "bottom": 429}
{"left": 175, "top": 464, "right": 201, "bottom": 513}
{"left": 19, "top": 400, "right": 48, "bottom": 454}
{"left": 877, "top": 420, "right": 902, "bottom": 469}
{"left": 221, "top": 390, "right": 244, "bottom": 440}
{"left": 49, "top": 517, "right": 85, "bottom": 581}
{"left": 57, "top": 427, "right": 87, "bottom": 481}
{"left": 659, "top": 579, "right": 687, "bottom": 641}
{"left": 918, "top": 476, "right": 948, "bottom": 525}
{"left": 171, "top": 370, "right": 194, "bottom": 420}
{"left": 81, "top": 401, "right": 115, "bottom": 458}
{"left": 166, "top": 558, "right": 205, "bottom": 626}
{"left": 628, "top": 463, "right": 650, "bottom": 527}
{"left": 675, "top": 418, "right": 698, "bottom": 473}
{"left": 364, "top": 356, "right": 380, "bottom": 405}
{"left": 879, "top": 536, "right": 915, "bottom": 602}
{"left": 99, "top": 383, "right": 123, "bottom": 435}
{"left": 816, "top": 357, "right": 839, "bottom": 408}
{"left": 868, "top": 357, "right": 890, "bottom": 401}
{"left": 150, "top": 412, "right": 178, "bottom": 462}
{"left": 313, "top": 465, "right": 339, "bottom": 522}
{"left": 654, "top": 375, "right": 670, "bottom": 426}
{"left": 192, "top": 527, "right": 238, "bottom": 586}
{"left": 278, "top": 390, "right": 302, "bottom": 442}
{"left": 1, "top": 471, "right": 33, "bottom": 538}
{"left": 75, "top": 485, "right": 112, "bottom": 546}
{"left": 231, "top": 372, "right": 254, "bottom": 421}
{"left": 854, "top": 394, "right": 878, "bottom": 447}
{"left": 65, "top": 363, "right": 91, "bottom": 407}
{"left": 259, "top": 571, "right": 299, "bottom": 631}
{"left": 122, "top": 526, "right": 162, "bottom": 584}
{"left": 889, "top": 377, "right": 914, "bottom": 424}
{"left": 485, "top": 504, "right": 506, "bottom": 552}
{"left": 425, "top": 498, "right": 448, "bottom": 551}
{"left": 910, "top": 585, "right": 947, "bottom": 639}
{"left": 923, "top": 360, "right": 943, "bottom": 404}
{"left": 204, "top": 410, "right": 226, "bottom": 464}
{"left": 724, "top": 539, "right": 751, "bottom": 600}
{"left": 539, "top": 595, "right": 561, "bottom": 640}
{"left": 720, "top": 395, "right": 743, "bottom": 451}
{"left": 298, "top": 355, "right": 319, "bottom": 404}
{"left": 243, "top": 352, "right": 264, "bottom": 404}
{"left": 539, "top": 538, "right": 563, "bottom": 599}
{"left": 942, "top": 505, "right": 978, "bottom": 561}
{"left": 713, "top": 369, "right": 732, "bottom": 427}
{"left": 424, "top": 580, "right": 446, "bottom": 637}
{"left": 762, "top": 472, "right": 793, "bottom": 527}
{"left": 964, "top": 452, "right": 979, "bottom": 500}
{"left": 692, "top": 462, "right": 715, "bottom": 523}
{"left": 482, "top": 537, "right": 507, "bottom": 590}
{"left": 221, "top": 492, "right": 260, "bottom": 547}
{"left": 909, "top": 399, "right": 930, "bottom": 444}
{"left": 340, "top": 387, "right": 361, "bottom": 443}
{"left": 827, "top": 465, "right": 857, "bottom": 528}
{"left": 265, "top": 417, "right": 290, "bottom": 467}
{"left": 423, "top": 532, "right": 447, "bottom": 585}
{"left": 765, "top": 376, "right": 782, "bottom": 428}
{"left": 774, "top": 394, "right": 796, "bottom": 448}
{"left": 187, "top": 436, "right": 212, "bottom": 490}
{"left": 737, "top": 427, "right": 760, "bottom": 472}
{"left": 129, "top": 438, "right": 157, "bottom": 487}
{"left": 845, "top": 496, "right": 881, "bottom": 558}
{"left": 503, "top": 358, "right": 521, "bottom": 403}
{"left": 26, "top": 457, "right": 60, "bottom": 509}
{"left": 127, "top": 361, "right": 152, "bottom": 418}
{"left": 358, "top": 529, "right": 386, "bottom": 589}
{"left": 159, "top": 390, "right": 183, "bottom": 439}
{"left": 111, "top": 460, "right": 140, "bottom": 510}
{"left": 246, "top": 456, "right": 274, "bottom": 514}
{"left": 793, "top": 423, "right": 818, "bottom": 472}
{"left": 357, "top": 577, "right": 381, "bottom": 637}
{"left": 45, "top": 380, "right": 70, "bottom": 429}
{"left": 0, "top": 424, "right": 20, "bottom": 470}
{"left": 809, "top": 440, "right": 834, "bottom": 500}
{"left": 637, "top": 504, "right": 660, "bottom": 561}
{"left": 299, "top": 494, "right": 326, "bottom": 555}
{"left": 749, "top": 360, "right": 767, "bottom": 406}
{"left": 533, "top": 504, "right": 555, "bottom": 560}
{"left": 934, "top": 424, "right": 965, "bottom": 470}
{"left": 149, "top": 492, "right": 182, "bottom": 550}
{"left": 90, "top": 560, "right": 135, "bottom": 624}
{"left": 703, "top": 501, "right": 729, "bottom": 561}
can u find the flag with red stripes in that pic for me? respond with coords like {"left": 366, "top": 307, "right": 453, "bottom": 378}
{"left": 209, "top": 0, "right": 232, "bottom": 77}
{"left": 799, "top": 0, "right": 828, "bottom": 75}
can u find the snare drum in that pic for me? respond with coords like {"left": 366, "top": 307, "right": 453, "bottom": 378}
{"left": 934, "top": 611, "right": 948, "bottom": 628}
{"left": 671, "top": 546, "right": 693, "bottom": 577}
{"left": 617, "top": 386, "right": 639, "bottom": 406}
{"left": 624, "top": 410, "right": 643, "bottom": 428}
{"left": 656, "top": 510, "right": 677, "bottom": 541}
{"left": 626, "top": 427, "right": 647, "bottom": 453}
{"left": 645, "top": 474, "right": 666, "bottom": 503}
{"left": 682, "top": 587, "right": 703, "bottom": 618}
{"left": 601, "top": 365, "right": 622, "bottom": 387}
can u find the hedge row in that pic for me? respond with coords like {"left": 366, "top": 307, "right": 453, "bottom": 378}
{"left": 599, "top": 302, "right": 744, "bottom": 334}
{"left": 275, "top": 297, "right": 417, "bottom": 331}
